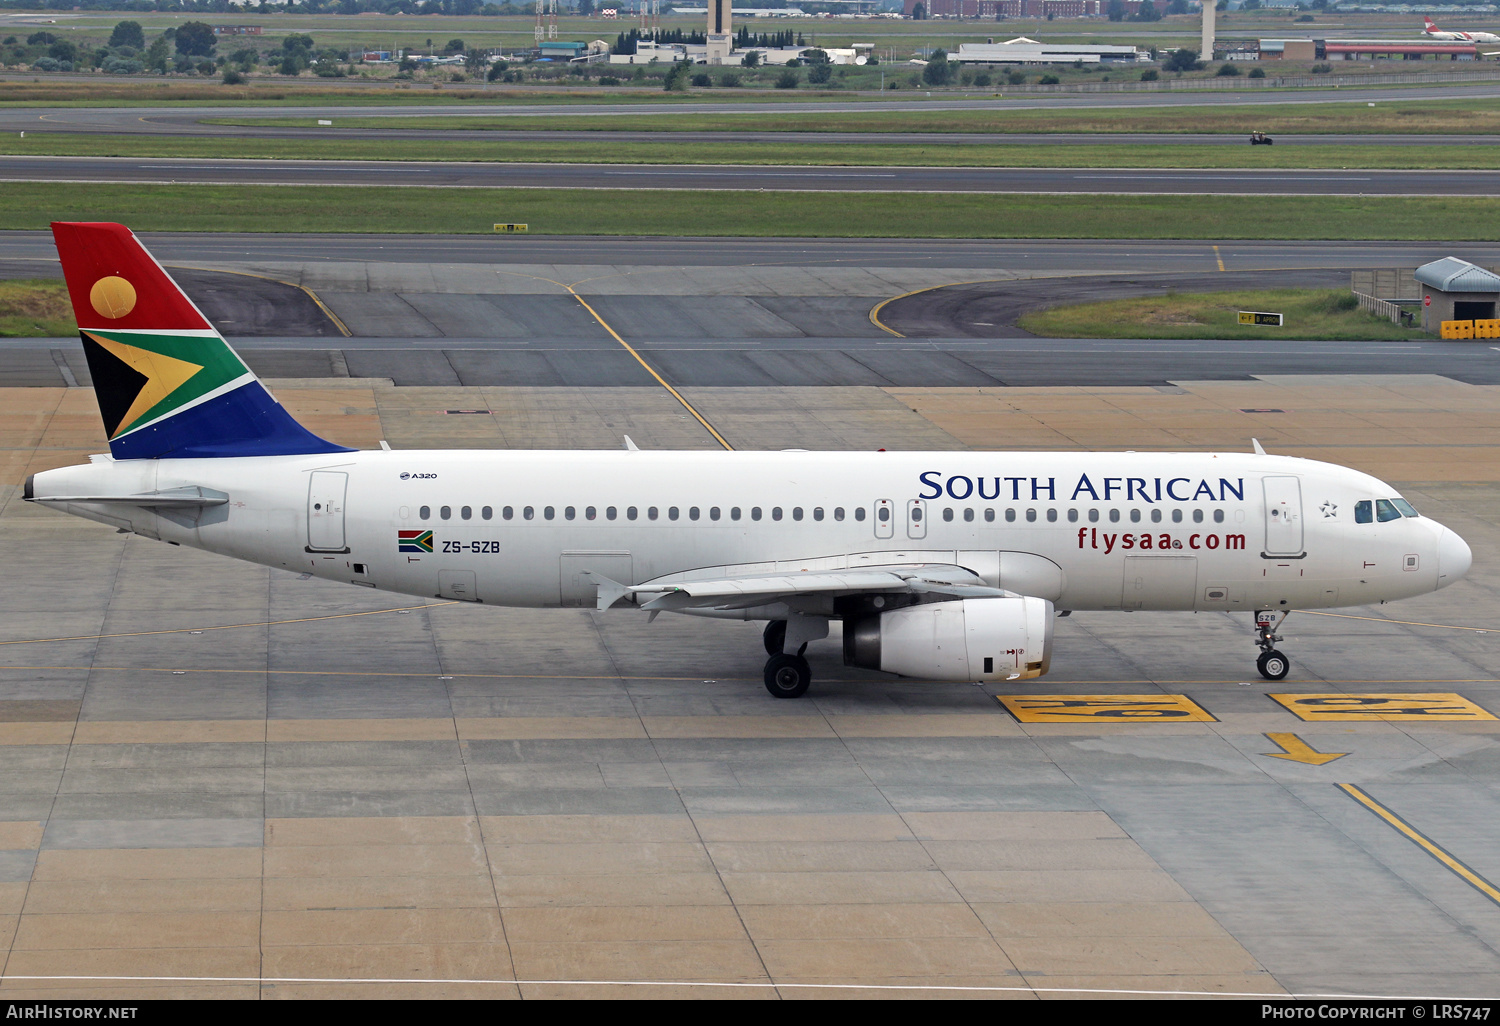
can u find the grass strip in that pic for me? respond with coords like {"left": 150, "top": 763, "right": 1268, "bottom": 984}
{"left": 4, "top": 133, "right": 1498, "bottom": 170}
{"left": 204, "top": 99, "right": 1500, "bottom": 135}
{"left": 2, "top": 182, "right": 1497, "bottom": 240}
{"left": 1019, "top": 288, "right": 1425, "bottom": 340}
{"left": 0, "top": 279, "right": 75, "bottom": 337}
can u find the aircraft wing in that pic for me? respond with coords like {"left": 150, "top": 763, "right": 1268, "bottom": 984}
{"left": 586, "top": 563, "right": 1006, "bottom": 612}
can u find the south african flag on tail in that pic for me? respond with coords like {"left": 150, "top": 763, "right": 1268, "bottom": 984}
{"left": 51, "top": 222, "right": 354, "bottom": 460}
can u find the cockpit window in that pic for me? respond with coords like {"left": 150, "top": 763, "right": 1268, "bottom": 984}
{"left": 1354, "top": 500, "right": 1373, "bottom": 524}
{"left": 1376, "top": 499, "right": 1403, "bottom": 523}
{"left": 1391, "top": 498, "right": 1419, "bottom": 518}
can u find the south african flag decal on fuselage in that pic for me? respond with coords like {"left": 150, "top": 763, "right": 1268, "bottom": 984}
{"left": 398, "top": 530, "right": 434, "bottom": 553}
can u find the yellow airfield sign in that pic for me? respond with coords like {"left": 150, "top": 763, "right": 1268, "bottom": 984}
{"left": 1270, "top": 693, "right": 1497, "bottom": 722}
{"left": 999, "top": 694, "right": 1217, "bottom": 723}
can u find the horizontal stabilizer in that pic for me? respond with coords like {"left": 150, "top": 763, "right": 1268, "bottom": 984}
{"left": 26, "top": 485, "right": 229, "bottom": 509}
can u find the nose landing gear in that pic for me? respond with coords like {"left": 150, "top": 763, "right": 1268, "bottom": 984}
{"left": 1254, "top": 610, "right": 1290, "bottom": 680}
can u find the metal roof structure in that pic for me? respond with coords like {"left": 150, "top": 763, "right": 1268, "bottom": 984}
{"left": 1415, "top": 258, "right": 1500, "bottom": 293}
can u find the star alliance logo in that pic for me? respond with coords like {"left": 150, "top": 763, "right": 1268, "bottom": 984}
{"left": 1320, "top": 501, "right": 1338, "bottom": 518}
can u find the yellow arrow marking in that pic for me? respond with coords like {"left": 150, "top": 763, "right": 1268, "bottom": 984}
{"left": 85, "top": 332, "right": 204, "bottom": 437}
{"left": 1263, "top": 732, "right": 1348, "bottom": 766}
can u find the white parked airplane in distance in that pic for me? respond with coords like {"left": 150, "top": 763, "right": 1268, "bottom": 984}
{"left": 27, "top": 223, "right": 1474, "bottom": 697}
{"left": 1422, "top": 16, "right": 1500, "bottom": 42}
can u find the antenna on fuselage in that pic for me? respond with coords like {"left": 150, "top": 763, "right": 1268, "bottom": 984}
{"left": 1252, "top": 438, "right": 1267, "bottom": 456}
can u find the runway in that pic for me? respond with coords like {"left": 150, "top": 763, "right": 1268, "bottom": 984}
{"left": 7, "top": 81, "right": 1500, "bottom": 137}
{"left": 2, "top": 154, "right": 1496, "bottom": 196}
{"left": 3, "top": 232, "right": 1498, "bottom": 271}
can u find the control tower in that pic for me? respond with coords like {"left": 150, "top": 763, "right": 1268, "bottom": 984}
{"left": 707, "top": 0, "right": 732, "bottom": 63}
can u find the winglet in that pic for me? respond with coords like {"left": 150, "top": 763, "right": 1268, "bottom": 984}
{"left": 622, "top": 435, "right": 641, "bottom": 451}
{"left": 1252, "top": 438, "right": 1267, "bottom": 456}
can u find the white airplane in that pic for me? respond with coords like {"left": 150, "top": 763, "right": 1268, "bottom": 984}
{"left": 27, "top": 223, "right": 1473, "bottom": 697}
{"left": 1422, "top": 16, "right": 1500, "bottom": 42}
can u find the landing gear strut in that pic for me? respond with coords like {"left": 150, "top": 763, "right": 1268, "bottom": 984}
{"left": 1254, "top": 610, "right": 1290, "bottom": 681}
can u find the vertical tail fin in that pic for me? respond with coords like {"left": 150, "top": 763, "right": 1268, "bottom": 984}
{"left": 51, "top": 222, "right": 353, "bottom": 460}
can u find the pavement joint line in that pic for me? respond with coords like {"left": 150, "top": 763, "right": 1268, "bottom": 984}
{"left": 1298, "top": 609, "right": 1497, "bottom": 633}
{"left": 0, "top": 665, "right": 1496, "bottom": 686}
{"left": 0, "top": 972, "right": 1488, "bottom": 999}
{"left": 0, "top": 973, "right": 1293, "bottom": 996}
{"left": 0, "top": 601, "right": 456, "bottom": 647}
{"left": 1338, "top": 783, "right": 1500, "bottom": 908}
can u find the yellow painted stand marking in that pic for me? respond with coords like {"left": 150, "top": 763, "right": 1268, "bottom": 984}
{"left": 998, "top": 694, "right": 1217, "bottom": 723}
{"left": 1263, "top": 732, "right": 1348, "bottom": 766}
{"left": 1270, "top": 693, "right": 1496, "bottom": 722}
{"left": 1340, "top": 783, "right": 1500, "bottom": 908}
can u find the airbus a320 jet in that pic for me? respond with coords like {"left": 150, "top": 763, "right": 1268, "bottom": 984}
{"left": 26, "top": 223, "right": 1473, "bottom": 697}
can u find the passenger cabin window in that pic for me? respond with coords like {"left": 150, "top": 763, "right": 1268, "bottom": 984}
{"left": 586, "top": 506, "right": 597, "bottom": 521}
{"left": 648, "top": 507, "right": 659, "bottom": 521}
{"left": 1067, "top": 509, "right": 1078, "bottom": 523}
{"left": 1088, "top": 509, "right": 1099, "bottom": 523}
{"left": 753, "top": 508, "right": 763, "bottom": 521}
{"left": 482, "top": 506, "right": 493, "bottom": 521}
{"left": 875, "top": 507, "right": 887, "bottom": 523}
{"left": 856, "top": 508, "right": 867, "bottom": 522}
{"left": 942, "top": 508, "right": 954, "bottom": 522}
{"left": 627, "top": 506, "right": 638, "bottom": 521}
{"left": 503, "top": 506, "right": 514, "bottom": 521}
{"left": 732, "top": 507, "right": 742, "bottom": 521}
{"left": 1172, "top": 509, "right": 1183, "bottom": 523}
{"left": 1150, "top": 509, "right": 1162, "bottom": 523}
{"left": 964, "top": 509, "right": 974, "bottom": 522}
{"left": 1193, "top": 509, "right": 1204, "bottom": 524}
{"left": 689, "top": 507, "right": 700, "bottom": 521}
{"left": 1355, "top": 500, "right": 1373, "bottom": 524}
{"left": 984, "top": 509, "right": 995, "bottom": 522}
{"left": 1214, "top": 509, "right": 1226, "bottom": 524}
{"left": 772, "top": 507, "right": 783, "bottom": 522}
{"left": 710, "top": 507, "right": 720, "bottom": 521}
{"left": 1005, "top": 509, "right": 1016, "bottom": 523}
{"left": 420, "top": 506, "right": 431, "bottom": 520}
{"left": 1376, "top": 499, "right": 1403, "bottom": 523}
{"left": 1129, "top": 509, "right": 1141, "bottom": 523}
{"left": 440, "top": 506, "right": 452, "bottom": 520}
{"left": 607, "top": 507, "right": 618, "bottom": 521}
{"left": 524, "top": 506, "right": 535, "bottom": 521}
{"left": 834, "top": 508, "right": 845, "bottom": 521}
{"left": 1108, "top": 509, "right": 1119, "bottom": 523}
{"left": 461, "top": 506, "right": 472, "bottom": 521}
{"left": 544, "top": 506, "right": 555, "bottom": 521}
{"left": 1046, "top": 509, "right": 1057, "bottom": 523}
{"left": 813, "top": 508, "right": 824, "bottom": 522}
{"left": 565, "top": 506, "right": 575, "bottom": 521}
{"left": 668, "top": 507, "right": 679, "bottom": 521}
{"left": 1026, "top": 509, "right": 1037, "bottom": 523}
{"left": 792, "top": 508, "right": 803, "bottom": 521}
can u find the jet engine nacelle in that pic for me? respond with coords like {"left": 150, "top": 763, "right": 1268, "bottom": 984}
{"left": 842, "top": 596, "right": 1054, "bottom": 683}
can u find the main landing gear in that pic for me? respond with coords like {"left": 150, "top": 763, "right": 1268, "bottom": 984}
{"left": 1254, "top": 610, "right": 1291, "bottom": 681}
{"left": 762, "top": 619, "right": 811, "bottom": 698}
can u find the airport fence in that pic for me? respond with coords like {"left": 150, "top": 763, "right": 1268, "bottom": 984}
{"left": 1353, "top": 291, "right": 1410, "bottom": 325}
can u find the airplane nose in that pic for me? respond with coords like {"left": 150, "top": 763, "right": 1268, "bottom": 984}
{"left": 1437, "top": 528, "right": 1472, "bottom": 589}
